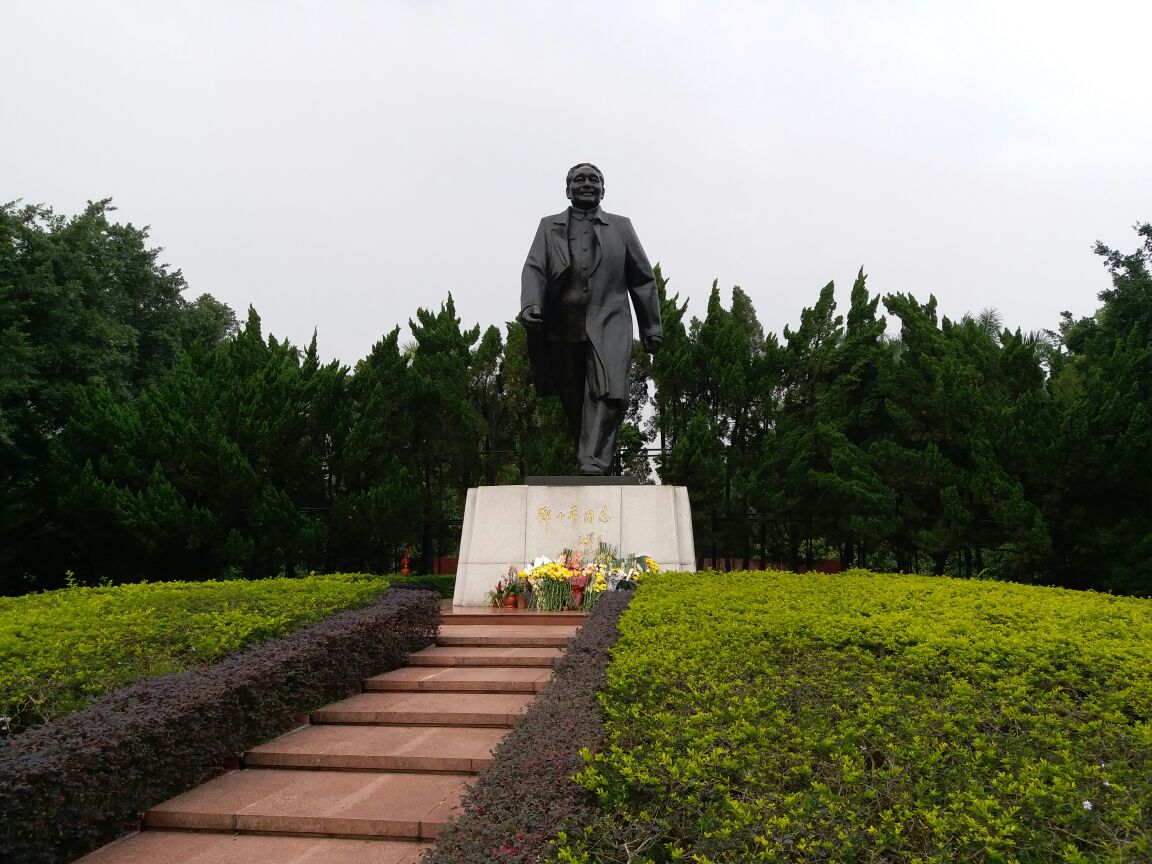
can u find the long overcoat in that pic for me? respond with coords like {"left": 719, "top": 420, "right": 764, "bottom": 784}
{"left": 520, "top": 209, "right": 662, "bottom": 401}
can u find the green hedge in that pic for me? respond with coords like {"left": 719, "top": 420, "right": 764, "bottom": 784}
{"left": 555, "top": 570, "right": 1152, "bottom": 863}
{"left": 0, "top": 572, "right": 392, "bottom": 733}
{"left": 388, "top": 573, "right": 456, "bottom": 598}
{"left": 1, "top": 587, "right": 440, "bottom": 864}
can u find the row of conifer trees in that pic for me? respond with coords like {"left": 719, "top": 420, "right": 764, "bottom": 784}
{"left": 3, "top": 201, "right": 1149, "bottom": 595}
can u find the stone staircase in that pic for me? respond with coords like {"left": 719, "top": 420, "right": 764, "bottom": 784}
{"left": 77, "top": 606, "right": 585, "bottom": 864}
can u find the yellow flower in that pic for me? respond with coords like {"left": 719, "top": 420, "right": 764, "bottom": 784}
{"left": 529, "top": 561, "right": 571, "bottom": 582}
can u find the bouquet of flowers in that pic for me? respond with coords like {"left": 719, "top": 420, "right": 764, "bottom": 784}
{"left": 515, "top": 542, "right": 659, "bottom": 612}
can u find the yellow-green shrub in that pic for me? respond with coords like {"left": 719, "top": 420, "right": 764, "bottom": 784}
{"left": 556, "top": 570, "right": 1152, "bottom": 863}
{"left": 0, "top": 573, "right": 391, "bottom": 732}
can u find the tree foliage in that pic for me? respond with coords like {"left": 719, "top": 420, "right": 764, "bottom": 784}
{"left": 0, "top": 200, "right": 234, "bottom": 587}
{"left": 1046, "top": 223, "right": 1152, "bottom": 593}
{"left": 3, "top": 202, "right": 1150, "bottom": 596}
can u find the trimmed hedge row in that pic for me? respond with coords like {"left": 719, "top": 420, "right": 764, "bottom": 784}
{"left": 0, "top": 587, "right": 440, "bottom": 864}
{"left": 556, "top": 571, "right": 1152, "bottom": 863}
{"left": 422, "top": 590, "right": 632, "bottom": 864}
{"left": 1, "top": 572, "right": 396, "bottom": 732}
{"left": 388, "top": 573, "right": 457, "bottom": 598}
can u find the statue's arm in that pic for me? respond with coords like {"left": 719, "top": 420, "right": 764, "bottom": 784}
{"left": 520, "top": 218, "right": 550, "bottom": 323}
{"left": 622, "top": 218, "right": 662, "bottom": 339}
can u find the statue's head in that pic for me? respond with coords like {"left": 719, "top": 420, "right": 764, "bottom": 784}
{"left": 566, "top": 163, "right": 604, "bottom": 210}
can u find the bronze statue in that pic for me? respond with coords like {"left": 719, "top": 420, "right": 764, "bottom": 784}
{"left": 520, "top": 163, "right": 662, "bottom": 475}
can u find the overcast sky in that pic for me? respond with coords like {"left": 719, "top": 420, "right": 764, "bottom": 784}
{"left": 4, "top": 1, "right": 1150, "bottom": 366}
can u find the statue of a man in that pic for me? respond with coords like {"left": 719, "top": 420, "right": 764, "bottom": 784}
{"left": 520, "top": 163, "right": 662, "bottom": 475}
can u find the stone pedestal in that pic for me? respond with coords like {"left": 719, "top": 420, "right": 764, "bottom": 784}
{"left": 452, "top": 483, "right": 696, "bottom": 607}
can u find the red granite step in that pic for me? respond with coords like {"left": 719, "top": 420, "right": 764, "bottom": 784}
{"left": 143, "top": 768, "right": 468, "bottom": 840}
{"left": 312, "top": 691, "right": 534, "bottom": 726}
{"left": 407, "top": 645, "right": 561, "bottom": 667}
{"left": 437, "top": 624, "right": 579, "bottom": 647}
{"left": 443, "top": 609, "right": 587, "bottom": 626}
{"left": 75, "top": 831, "right": 429, "bottom": 864}
{"left": 245, "top": 723, "right": 507, "bottom": 772}
{"left": 74, "top": 611, "right": 582, "bottom": 864}
{"left": 365, "top": 666, "right": 553, "bottom": 693}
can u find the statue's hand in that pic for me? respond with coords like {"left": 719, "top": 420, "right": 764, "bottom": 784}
{"left": 642, "top": 334, "right": 663, "bottom": 354}
{"left": 520, "top": 305, "right": 544, "bottom": 329}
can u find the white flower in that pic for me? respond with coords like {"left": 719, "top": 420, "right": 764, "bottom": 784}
{"left": 1082, "top": 800, "right": 1093, "bottom": 811}
{"left": 530, "top": 556, "right": 553, "bottom": 569}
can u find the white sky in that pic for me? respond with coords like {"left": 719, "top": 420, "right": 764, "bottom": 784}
{"left": 4, "top": 0, "right": 1150, "bottom": 365}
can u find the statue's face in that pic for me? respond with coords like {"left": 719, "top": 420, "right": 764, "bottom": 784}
{"left": 566, "top": 166, "right": 603, "bottom": 210}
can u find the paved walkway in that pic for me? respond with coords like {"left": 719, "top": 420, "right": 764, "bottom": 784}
{"left": 77, "top": 604, "right": 585, "bottom": 864}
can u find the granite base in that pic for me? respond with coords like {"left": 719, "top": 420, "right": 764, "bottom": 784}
{"left": 451, "top": 484, "right": 696, "bottom": 607}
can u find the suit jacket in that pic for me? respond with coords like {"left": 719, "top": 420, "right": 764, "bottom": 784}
{"left": 520, "top": 208, "right": 661, "bottom": 400}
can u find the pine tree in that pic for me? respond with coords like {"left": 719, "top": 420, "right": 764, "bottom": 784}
{"left": 1048, "top": 224, "right": 1152, "bottom": 593}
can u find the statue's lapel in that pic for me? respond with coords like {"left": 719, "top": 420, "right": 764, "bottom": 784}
{"left": 590, "top": 212, "right": 606, "bottom": 277}
{"left": 549, "top": 214, "right": 570, "bottom": 277}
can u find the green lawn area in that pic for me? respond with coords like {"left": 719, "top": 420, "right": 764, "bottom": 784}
{"left": 557, "top": 570, "right": 1152, "bottom": 863}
